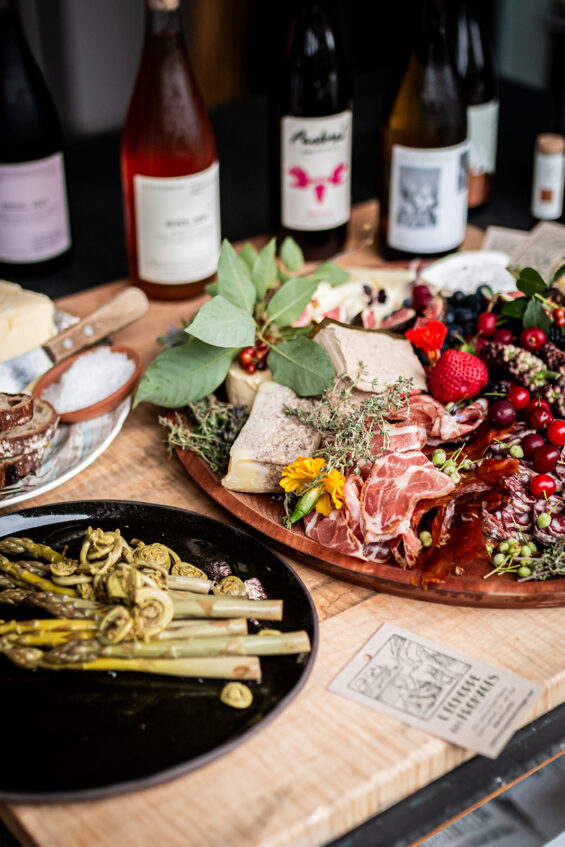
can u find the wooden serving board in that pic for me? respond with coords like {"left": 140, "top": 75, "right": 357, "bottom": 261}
{"left": 177, "top": 448, "right": 565, "bottom": 609}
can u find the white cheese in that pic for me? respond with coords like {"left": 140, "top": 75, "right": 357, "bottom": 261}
{"left": 222, "top": 381, "right": 321, "bottom": 493}
{"left": 0, "top": 281, "right": 56, "bottom": 363}
{"left": 225, "top": 362, "right": 272, "bottom": 413}
{"left": 314, "top": 322, "right": 427, "bottom": 393}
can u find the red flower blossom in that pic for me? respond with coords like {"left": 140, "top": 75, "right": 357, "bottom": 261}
{"left": 405, "top": 320, "right": 447, "bottom": 364}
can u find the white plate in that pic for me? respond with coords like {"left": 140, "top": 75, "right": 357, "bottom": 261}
{"left": 421, "top": 250, "right": 516, "bottom": 295}
{"left": 0, "top": 397, "right": 131, "bottom": 508}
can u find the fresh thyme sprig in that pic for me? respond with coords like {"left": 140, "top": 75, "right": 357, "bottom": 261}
{"left": 159, "top": 396, "right": 247, "bottom": 474}
{"left": 519, "top": 542, "right": 565, "bottom": 581}
{"left": 284, "top": 371, "right": 413, "bottom": 474}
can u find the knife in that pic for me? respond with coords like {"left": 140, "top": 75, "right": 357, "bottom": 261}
{"left": 0, "top": 286, "right": 149, "bottom": 394}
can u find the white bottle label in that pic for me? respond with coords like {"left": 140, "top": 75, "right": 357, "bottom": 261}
{"left": 531, "top": 151, "right": 565, "bottom": 220}
{"left": 281, "top": 110, "right": 352, "bottom": 231}
{"left": 134, "top": 161, "right": 220, "bottom": 284}
{"left": 387, "top": 140, "right": 470, "bottom": 253}
{"left": 468, "top": 99, "right": 499, "bottom": 175}
{"left": 0, "top": 152, "right": 71, "bottom": 263}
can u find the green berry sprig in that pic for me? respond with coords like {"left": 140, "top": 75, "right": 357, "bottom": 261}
{"left": 431, "top": 446, "right": 475, "bottom": 483}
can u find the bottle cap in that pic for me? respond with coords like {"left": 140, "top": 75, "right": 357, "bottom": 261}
{"left": 147, "top": 0, "right": 179, "bottom": 10}
{"left": 536, "top": 133, "right": 565, "bottom": 155}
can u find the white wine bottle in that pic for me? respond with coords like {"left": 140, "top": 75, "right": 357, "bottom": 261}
{"left": 378, "top": 0, "right": 469, "bottom": 259}
{"left": 0, "top": 0, "right": 72, "bottom": 275}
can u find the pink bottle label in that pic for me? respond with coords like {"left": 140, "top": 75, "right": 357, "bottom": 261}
{"left": 0, "top": 152, "right": 71, "bottom": 263}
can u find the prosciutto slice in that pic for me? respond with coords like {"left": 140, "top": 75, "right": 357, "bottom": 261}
{"left": 361, "top": 450, "right": 455, "bottom": 543}
{"left": 303, "top": 509, "right": 366, "bottom": 558}
{"left": 391, "top": 395, "right": 488, "bottom": 444}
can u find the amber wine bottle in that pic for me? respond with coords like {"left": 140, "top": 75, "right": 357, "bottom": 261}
{"left": 378, "top": 0, "right": 469, "bottom": 259}
{"left": 121, "top": 0, "right": 220, "bottom": 300}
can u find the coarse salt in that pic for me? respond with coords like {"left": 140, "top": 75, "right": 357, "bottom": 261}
{"left": 41, "top": 347, "right": 136, "bottom": 413}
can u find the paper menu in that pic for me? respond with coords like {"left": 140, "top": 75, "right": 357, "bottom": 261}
{"left": 328, "top": 623, "right": 543, "bottom": 759}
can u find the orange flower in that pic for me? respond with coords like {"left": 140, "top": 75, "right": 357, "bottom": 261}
{"left": 405, "top": 320, "right": 447, "bottom": 364}
{"left": 281, "top": 458, "right": 346, "bottom": 521}
{"left": 280, "top": 456, "right": 326, "bottom": 494}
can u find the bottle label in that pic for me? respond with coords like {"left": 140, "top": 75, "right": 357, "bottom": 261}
{"left": 281, "top": 110, "right": 352, "bottom": 231}
{"left": 134, "top": 161, "right": 220, "bottom": 284}
{"left": 387, "top": 140, "right": 470, "bottom": 253}
{"left": 531, "top": 151, "right": 565, "bottom": 220}
{"left": 468, "top": 100, "right": 499, "bottom": 175}
{"left": 0, "top": 153, "right": 71, "bottom": 264}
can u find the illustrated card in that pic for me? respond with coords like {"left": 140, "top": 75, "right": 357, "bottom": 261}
{"left": 482, "top": 225, "right": 530, "bottom": 259}
{"left": 328, "top": 623, "right": 543, "bottom": 758}
{"left": 511, "top": 220, "right": 565, "bottom": 278}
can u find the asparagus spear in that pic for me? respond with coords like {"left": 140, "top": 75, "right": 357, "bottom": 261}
{"left": 167, "top": 575, "right": 212, "bottom": 594}
{"left": 5, "top": 647, "right": 262, "bottom": 680}
{"left": 157, "top": 619, "right": 248, "bottom": 639}
{"left": 0, "top": 537, "right": 69, "bottom": 564}
{"left": 0, "top": 556, "right": 77, "bottom": 596}
{"left": 103, "top": 630, "right": 310, "bottom": 658}
{"left": 171, "top": 591, "right": 283, "bottom": 621}
{"left": 0, "top": 618, "right": 97, "bottom": 636}
{"left": 0, "top": 589, "right": 107, "bottom": 619}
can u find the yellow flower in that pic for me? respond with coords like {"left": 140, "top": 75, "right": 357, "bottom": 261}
{"left": 322, "top": 467, "right": 346, "bottom": 510}
{"left": 280, "top": 456, "right": 326, "bottom": 494}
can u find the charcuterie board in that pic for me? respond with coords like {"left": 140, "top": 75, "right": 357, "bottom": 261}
{"left": 176, "top": 446, "right": 565, "bottom": 608}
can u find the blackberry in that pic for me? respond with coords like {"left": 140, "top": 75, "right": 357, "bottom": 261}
{"left": 547, "top": 324, "right": 565, "bottom": 351}
{"left": 485, "top": 379, "right": 511, "bottom": 396}
{"left": 450, "top": 290, "right": 466, "bottom": 305}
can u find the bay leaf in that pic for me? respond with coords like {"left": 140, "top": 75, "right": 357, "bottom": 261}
{"left": 280, "top": 236, "right": 305, "bottom": 272}
{"left": 186, "top": 295, "right": 256, "bottom": 348}
{"left": 251, "top": 237, "right": 277, "bottom": 299}
{"left": 266, "top": 276, "right": 318, "bottom": 327}
{"left": 134, "top": 339, "right": 236, "bottom": 408}
{"left": 311, "top": 262, "right": 350, "bottom": 286}
{"left": 217, "top": 239, "right": 256, "bottom": 313}
{"left": 268, "top": 337, "right": 335, "bottom": 396}
{"left": 239, "top": 242, "right": 258, "bottom": 271}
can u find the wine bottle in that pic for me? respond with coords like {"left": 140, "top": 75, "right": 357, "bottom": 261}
{"left": 0, "top": 0, "right": 72, "bottom": 275}
{"left": 450, "top": 0, "right": 498, "bottom": 208}
{"left": 121, "top": 0, "right": 220, "bottom": 301}
{"left": 274, "top": 0, "right": 352, "bottom": 261}
{"left": 378, "top": 0, "right": 469, "bottom": 259}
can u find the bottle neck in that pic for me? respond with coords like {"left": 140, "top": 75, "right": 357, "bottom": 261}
{"left": 416, "top": 0, "right": 450, "bottom": 60}
{"left": 145, "top": 0, "right": 182, "bottom": 36}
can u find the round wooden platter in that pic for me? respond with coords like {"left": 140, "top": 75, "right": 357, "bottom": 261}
{"left": 175, "top": 448, "right": 565, "bottom": 609}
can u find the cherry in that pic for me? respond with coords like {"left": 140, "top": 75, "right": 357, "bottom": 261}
{"left": 554, "top": 308, "right": 565, "bottom": 328}
{"left": 492, "top": 328, "right": 513, "bottom": 344}
{"left": 254, "top": 347, "right": 268, "bottom": 361}
{"left": 526, "top": 397, "right": 550, "bottom": 414}
{"left": 530, "top": 474, "right": 556, "bottom": 498}
{"left": 477, "top": 312, "right": 497, "bottom": 336}
{"left": 239, "top": 346, "right": 254, "bottom": 367}
{"left": 532, "top": 444, "right": 560, "bottom": 473}
{"left": 412, "top": 285, "right": 433, "bottom": 312}
{"left": 548, "top": 419, "right": 565, "bottom": 446}
{"left": 520, "top": 326, "right": 547, "bottom": 352}
{"left": 488, "top": 400, "right": 517, "bottom": 429}
{"left": 529, "top": 406, "right": 554, "bottom": 429}
{"left": 255, "top": 339, "right": 269, "bottom": 353}
{"left": 244, "top": 361, "right": 256, "bottom": 375}
{"left": 521, "top": 433, "right": 545, "bottom": 458}
{"left": 507, "top": 385, "right": 530, "bottom": 410}
{"left": 256, "top": 359, "right": 268, "bottom": 371}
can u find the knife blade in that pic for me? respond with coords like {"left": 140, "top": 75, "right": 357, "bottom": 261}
{"left": 0, "top": 286, "right": 149, "bottom": 393}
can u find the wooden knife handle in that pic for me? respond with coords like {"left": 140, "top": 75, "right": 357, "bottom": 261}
{"left": 45, "top": 287, "right": 149, "bottom": 364}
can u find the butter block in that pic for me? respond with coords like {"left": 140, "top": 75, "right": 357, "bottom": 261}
{"left": 0, "top": 281, "right": 56, "bottom": 363}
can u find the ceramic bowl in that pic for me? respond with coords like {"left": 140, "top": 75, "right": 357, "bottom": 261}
{"left": 33, "top": 344, "right": 142, "bottom": 424}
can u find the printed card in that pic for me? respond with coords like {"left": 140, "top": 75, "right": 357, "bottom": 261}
{"left": 482, "top": 225, "right": 530, "bottom": 259}
{"left": 328, "top": 623, "right": 543, "bottom": 759}
{"left": 511, "top": 220, "right": 565, "bottom": 278}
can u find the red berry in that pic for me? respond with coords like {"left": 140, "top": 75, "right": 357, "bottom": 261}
{"left": 428, "top": 349, "right": 488, "bottom": 404}
{"left": 507, "top": 385, "right": 530, "bottom": 410}
{"left": 532, "top": 445, "right": 560, "bottom": 473}
{"left": 521, "top": 433, "right": 545, "bottom": 458}
{"left": 554, "top": 308, "right": 565, "bottom": 328}
{"left": 492, "top": 328, "right": 513, "bottom": 344}
{"left": 530, "top": 474, "right": 556, "bottom": 498}
{"left": 526, "top": 397, "right": 550, "bottom": 414}
{"left": 474, "top": 336, "right": 487, "bottom": 354}
{"left": 255, "top": 340, "right": 268, "bottom": 353}
{"left": 239, "top": 346, "right": 254, "bottom": 367}
{"left": 548, "top": 419, "right": 565, "bottom": 446}
{"left": 254, "top": 346, "right": 268, "bottom": 361}
{"left": 244, "top": 361, "right": 256, "bottom": 374}
{"left": 477, "top": 311, "right": 497, "bottom": 336}
{"left": 256, "top": 359, "right": 267, "bottom": 371}
{"left": 529, "top": 407, "right": 554, "bottom": 429}
{"left": 520, "top": 326, "right": 547, "bottom": 352}
{"left": 412, "top": 285, "right": 433, "bottom": 312}
{"left": 488, "top": 400, "right": 517, "bottom": 429}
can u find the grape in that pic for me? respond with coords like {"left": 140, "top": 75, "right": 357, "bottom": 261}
{"left": 488, "top": 400, "right": 517, "bottom": 428}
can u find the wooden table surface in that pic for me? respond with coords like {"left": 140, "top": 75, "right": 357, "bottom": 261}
{"left": 2, "top": 204, "right": 564, "bottom": 847}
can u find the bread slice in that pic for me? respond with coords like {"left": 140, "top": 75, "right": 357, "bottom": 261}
{"left": 0, "top": 393, "right": 34, "bottom": 432}
{"left": 1, "top": 448, "right": 44, "bottom": 486}
{"left": 0, "top": 399, "right": 59, "bottom": 459}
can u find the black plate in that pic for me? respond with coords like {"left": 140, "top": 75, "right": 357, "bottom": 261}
{"left": 0, "top": 500, "right": 318, "bottom": 803}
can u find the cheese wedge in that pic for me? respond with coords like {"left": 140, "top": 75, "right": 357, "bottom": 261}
{"left": 222, "top": 381, "right": 321, "bottom": 493}
{"left": 225, "top": 362, "right": 273, "bottom": 413}
{"left": 0, "top": 281, "right": 56, "bottom": 363}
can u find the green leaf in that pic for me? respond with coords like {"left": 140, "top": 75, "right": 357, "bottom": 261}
{"left": 134, "top": 340, "right": 235, "bottom": 409}
{"left": 552, "top": 263, "right": 565, "bottom": 284}
{"left": 268, "top": 337, "right": 335, "bottom": 396}
{"left": 523, "top": 298, "right": 551, "bottom": 333}
{"left": 501, "top": 299, "right": 528, "bottom": 319}
{"left": 205, "top": 281, "right": 219, "bottom": 297}
{"left": 266, "top": 276, "right": 318, "bottom": 327}
{"left": 251, "top": 237, "right": 277, "bottom": 300}
{"left": 186, "top": 295, "right": 256, "bottom": 348}
{"left": 280, "top": 236, "right": 305, "bottom": 272}
{"left": 311, "top": 262, "right": 350, "bottom": 286}
{"left": 516, "top": 267, "right": 547, "bottom": 296}
{"left": 217, "top": 239, "right": 256, "bottom": 313}
{"left": 277, "top": 267, "right": 292, "bottom": 285}
{"left": 239, "top": 242, "right": 258, "bottom": 271}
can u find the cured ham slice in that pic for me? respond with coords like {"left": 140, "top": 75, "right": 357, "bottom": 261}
{"left": 361, "top": 450, "right": 455, "bottom": 543}
{"left": 391, "top": 395, "right": 488, "bottom": 444}
{"left": 303, "top": 509, "right": 366, "bottom": 559}
{"left": 370, "top": 424, "right": 427, "bottom": 456}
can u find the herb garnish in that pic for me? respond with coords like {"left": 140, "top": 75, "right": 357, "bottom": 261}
{"left": 159, "top": 396, "right": 247, "bottom": 474}
{"left": 520, "top": 542, "right": 565, "bottom": 581}
{"left": 285, "top": 371, "right": 413, "bottom": 474}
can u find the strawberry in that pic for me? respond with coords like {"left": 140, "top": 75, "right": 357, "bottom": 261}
{"left": 428, "top": 349, "right": 488, "bottom": 404}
